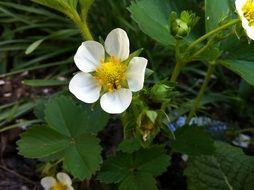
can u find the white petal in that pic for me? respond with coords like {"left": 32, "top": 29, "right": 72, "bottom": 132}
{"left": 126, "top": 57, "right": 148, "bottom": 92}
{"left": 69, "top": 72, "right": 101, "bottom": 103}
{"left": 41, "top": 177, "right": 56, "bottom": 189}
{"left": 67, "top": 186, "right": 74, "bottom": 190}
{"left": 74, "top": 41, "right": 105, "bottom": 72}
{"left": 105, "top": 28, "right": 130, "bottom": 61}
{"left": 56, "top": 172, "right": 72, "bottom": 185}
{"left": 241, "top": 17, "right": 250, "bottom": 30}
{"left": 100, "top": 88, "right": 132, "bottom": 114}
{"left": 235, "top": 0, "right": 246, "bottom": 17}
{"left": 246, "top": 27, "right": 254, "bottom": 40}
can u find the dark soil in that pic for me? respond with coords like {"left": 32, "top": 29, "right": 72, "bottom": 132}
{"left": 0, "top": 129, "right": 41, "bottom": 190}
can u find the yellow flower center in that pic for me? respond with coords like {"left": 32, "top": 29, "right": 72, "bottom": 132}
{"left": 94, "top": 57, "right": 127, "bottom": 92}
{"left": 50, "top": 182, "right": 67, "bottom": 190}
{"left": 242, "top": 0, "right": 254, "bottom": 26}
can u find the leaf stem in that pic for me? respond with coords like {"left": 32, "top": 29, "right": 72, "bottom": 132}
{"left": 187, "top": 19, "right": 240, "bottom": 51}
{"left": 186, "top": 63, "right": 216, "bottom": 124}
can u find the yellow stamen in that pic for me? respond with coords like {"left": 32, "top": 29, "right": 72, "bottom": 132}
{"left": 242, "top": 0, "right": 254, "bottom": 26}
{"left": 50, "top": 182, "right": 67, "bottom": 190}
{"left": 94, "top": 57, "right": 127, "bottom": 92}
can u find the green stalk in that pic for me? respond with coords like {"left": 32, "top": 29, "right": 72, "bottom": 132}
{"left": 170, "top": 39, "right": 183, "bottom": 82}
{"left": 187, "top": 19, "right": 240, "bottom": 51}
{"left": 170, "top": 19, "right": 239, "bottom": 82}
{"left": 69, "top": 10, "right": 94, "bottom": 41}
{"left": 190, "top": 38, "right": 214, "bottom": 60}
{"left": 186, "top": 63, "right": 216, "bottom": 124}
{"left": 78, "top": 21, "right": 94, "bottom": 40}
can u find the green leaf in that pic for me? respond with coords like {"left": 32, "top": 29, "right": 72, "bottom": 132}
{"left": 145, "top": 110, "right": 157, "bottom": 123}
{"left": 119, "top": 172, "right": 157, "bottom": 190}
{"left": 128, "top": 0, "right": 175, "bottom": 46}
{"left": 63, "top": 133, "right": 102, "bottom": 179}
{"left": 97, "top": 146, "right": 170, "bottom": 185}
{"left": 45, "top": 96, "right": 108, "bottom": 136}
{"left": 205, "top": 0, "right": 230, "bottom": 32}
{"left": 184, "top": 141, "right": 254, "bottom": 190}
{"left": 219, "top": 60, "right": 254, "bottom": 86}
{"left": 171, "top": 125, "right": 215, "bottom": 155}
{"left": 25, "top": 39, "right": 45, "bottom": 55}
{"left": 118, "top": 138, "right": 142, "bottom": 153}
{"left": 222, "top": 37, "right": 254, "bottom": 61}
{"left": 18, "top": 126, "right": 102, "bottom": 179}
{"left": 33, "top": 98, "right": 47, "bottom": 121}
{"left": 219, "top": 34, "right": 254, "bottom": 86}
{"left": 18, "top": 96, "right": 107, "bottom": 179}
{"left": 97, "top": 152, "right": 132, "bottom": 183}
{"left": 129, "top": 0, "right": 200, "bottom": 46}
{"left": 17, "top": 126, "right": 69, "bottom": 158}
{"left": 79, "top": 0, "right": 95, "bottom": 19}
{"left": 122, "top": 48, "right": 143, "bottom": 65}
{"left": 22, "top": 79, "right": 68, "bottom": 87}
{"left": 134, "top": 146, "right": 170, "bottom": 176}
{"left": 32, "top": 0, "right": 78, "bottom": 20}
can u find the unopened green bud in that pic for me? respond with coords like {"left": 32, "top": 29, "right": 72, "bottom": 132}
{"left": 171, "top": 18, "right": 189, "bottom": 39}
{"left": 151, "top": 84, "right": 171, "bottom": 102}
{"left": 169, "top": 10, "right": 198, "bottom": 39}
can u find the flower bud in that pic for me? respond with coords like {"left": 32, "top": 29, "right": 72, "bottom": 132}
{"left": 151, "top": 84, "right": 171, "bottom": 102}
{"left": 169, "top": 10, "right": 198, "bottom": 39}
{"left": 171, "top": 18, "right": 189, "bottom": 39}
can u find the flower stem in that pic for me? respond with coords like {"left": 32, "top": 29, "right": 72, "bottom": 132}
{"left": 75, "top": 19, "right": 94, "bottom": 41}
{"left": 70, "top": 10, "right": 94, "bottom": 41}
{"left": 170, "top": 59, "right": 183, "bottom": 82}
{"left": 187, "top": 19, "right": 240, "bottom": 51}
{"left": 186, "top": 63, "right": 216, "bottom": 124}
{"left": 79, "top": 21, "right": 94, "bottom": 40}
{"left": 170, "top": 39, "right": 183, "bottom": 82}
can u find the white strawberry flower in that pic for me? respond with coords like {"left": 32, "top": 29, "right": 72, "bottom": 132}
{"left": 235, "top": 0, "right": 254, "bottom": 40}
{"left": 69, "top": 28, "right": 148, "bottom": 114}
{"left": 40, "top": 172, "right": 74, "bottom": 190}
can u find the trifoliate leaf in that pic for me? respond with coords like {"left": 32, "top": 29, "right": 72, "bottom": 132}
{"left": 171, "top": 125, "right": 215, "bottom": 155}
{"left": 97, "top": 146, "right": 170, "bottom": 186}
{"left": 185, "top": 141, "right": 254, "bottom": 190}
{"left": 18, "top": 126, "right": 102, "bottom": 180}
{"left": 18, "top": 96, "right": 106, "bottom": 180}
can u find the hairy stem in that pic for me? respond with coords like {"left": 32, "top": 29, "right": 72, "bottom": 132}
{"left": 187, "top": 19, "right": 240, "bottom": 51}
{"left": 186, "top": 63, "right": 216, "bottom": 123}
{"left": 170, "top": 40, "right": 183, "bottom": 82}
